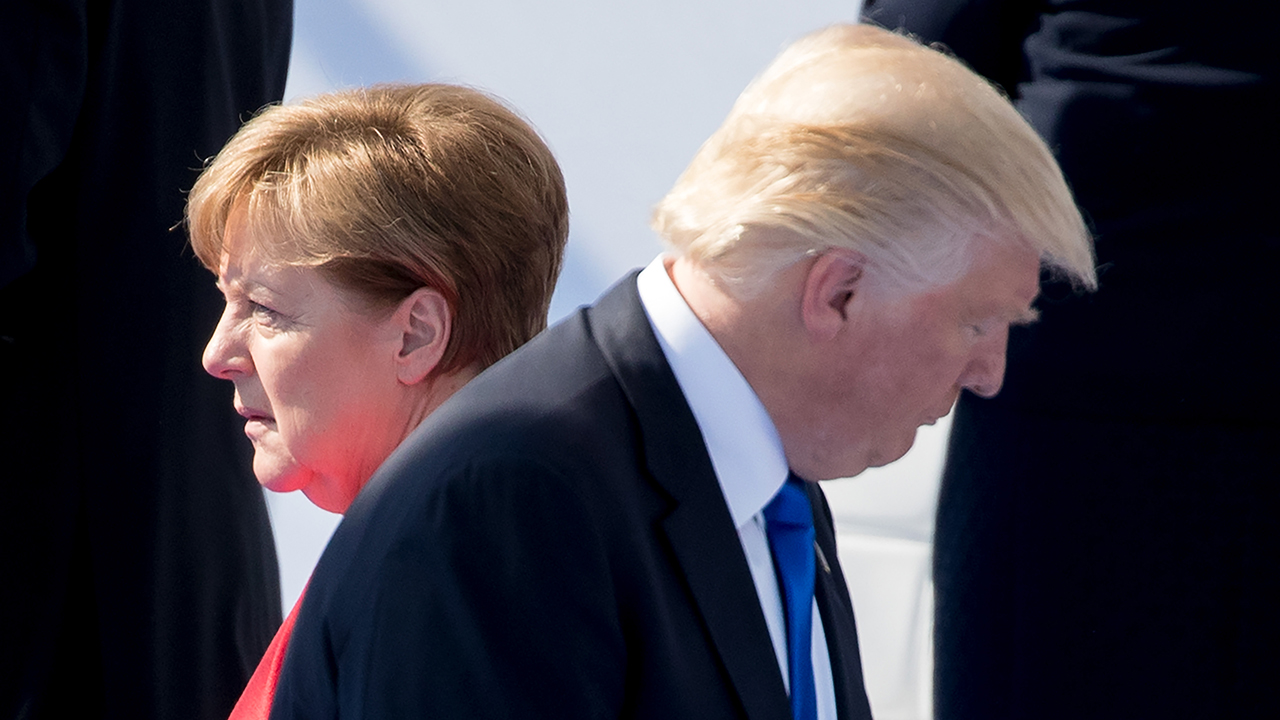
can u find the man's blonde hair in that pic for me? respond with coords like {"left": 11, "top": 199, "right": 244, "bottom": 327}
{"left": 187, "top": 83, "right": 569, "bottom": 373}
{"left": 652, "top": 24, "right": 1095, "bottom": 294}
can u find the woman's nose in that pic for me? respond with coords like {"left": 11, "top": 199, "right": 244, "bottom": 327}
{"left": 202, "top": 306, "right": 252, "bottom": 379}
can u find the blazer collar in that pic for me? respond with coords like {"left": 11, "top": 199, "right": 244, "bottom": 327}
{"left": 635, "top": 256, "right": 788, "bottom": 529}
{"left": 586, "top": 273, "right": 792, "bottom": 720}
{"left": 808, "top": 484, "right": 875, "bottom": 720}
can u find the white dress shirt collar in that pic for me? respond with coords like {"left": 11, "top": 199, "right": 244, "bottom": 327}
{"left": 635, "top": 255, "right": 789, "bottom": 529}
{"left": 636, "top": 256, "right": 839, "bottom": 720}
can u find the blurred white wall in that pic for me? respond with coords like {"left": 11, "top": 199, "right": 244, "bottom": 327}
{"left": 265, "top": 3, "right": 943, "bottom": 718}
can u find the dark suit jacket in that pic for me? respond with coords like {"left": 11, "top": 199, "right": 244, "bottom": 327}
{"left": 270, "top": 274, "right": 874, "bottom": 719}
{"left": 862, "top": 2, "right": 1280, "bottom": 718}
{"left": 1, "top": 2, "right": 291, "bottom": 718}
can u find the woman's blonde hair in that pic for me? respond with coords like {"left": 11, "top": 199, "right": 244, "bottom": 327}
{"left": 652, "top": 24, "right": 1095, "bottom": 295}
{"left": 187, "top": 83, "right": 568, "bottom": 373}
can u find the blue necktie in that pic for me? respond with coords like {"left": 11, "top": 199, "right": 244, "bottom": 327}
{"left": 764, "top": 474, "right": 818, "bottom": 720}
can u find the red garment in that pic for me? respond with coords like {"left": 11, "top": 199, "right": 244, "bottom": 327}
{"left": 228, "top": 590, "right": 305, "bottom": 720}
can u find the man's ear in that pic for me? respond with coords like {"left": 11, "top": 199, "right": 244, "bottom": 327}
{"left": 800, "top": 250, "right": 866, "bottom": 342}
{"left": 393, "top": 287, "right": 451, "bottom": 386}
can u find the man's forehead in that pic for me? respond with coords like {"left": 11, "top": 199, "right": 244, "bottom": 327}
{"left": 969, "top": 244, "right": 1043, "bottom": 316}
{"left": 902, "top": 239, "right": 1041, "bottom": 315}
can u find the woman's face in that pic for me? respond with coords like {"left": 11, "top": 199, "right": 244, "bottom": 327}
{"left": 202, "top": 209, "right": 418, "bottom": 513}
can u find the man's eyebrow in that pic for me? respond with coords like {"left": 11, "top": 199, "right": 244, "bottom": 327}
{"left": 1011, "top": 306, "right": 1041, "bottom": 325}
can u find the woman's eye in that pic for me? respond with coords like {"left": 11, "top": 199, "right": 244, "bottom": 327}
{"left": 250, "top": 300, "right": 282, "bottom": 322}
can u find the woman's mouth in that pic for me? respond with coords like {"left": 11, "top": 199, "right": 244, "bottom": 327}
{"left": 235, "top": 405, "right": 275, "bottom": 436}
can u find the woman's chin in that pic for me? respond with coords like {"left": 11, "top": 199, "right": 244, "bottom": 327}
{"left": 300, "top": 484, "right": 353, "bottom": 514}
{"left": 253, "top": 456, "right": 312, "bottom": 495}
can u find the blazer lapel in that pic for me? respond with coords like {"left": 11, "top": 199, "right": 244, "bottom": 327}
{"left": 808, "top": 483, "right": 875, "bottom": 720}
{"left": 587, "top": 274, "right": 792, "bottom": 720}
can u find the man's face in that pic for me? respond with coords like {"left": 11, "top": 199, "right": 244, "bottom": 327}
{"left": 803, "top": 239, "right": 1041, "bottom": 479}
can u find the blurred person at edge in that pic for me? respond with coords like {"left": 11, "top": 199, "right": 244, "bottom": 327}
{"left": 269, "top": 25, "right": 1095, "bottom": 720}
{"left": 0, "top": 1, "right": 290, "bottom": 718}
{"left": 862, "top": 1, "right": 1280, "bottom": 718}
{"left": 187, "top": 82, "right": 568, "bottom": 719}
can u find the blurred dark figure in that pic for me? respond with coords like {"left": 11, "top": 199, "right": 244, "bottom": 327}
{"left": 861, "top": 1, "right": 1279, "bottom": 718}
{"left": 1, "top": 1, "right": 292, "bottom": 718}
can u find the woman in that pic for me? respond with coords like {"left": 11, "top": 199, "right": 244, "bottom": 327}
{"left": 185, "top": 83, "right": 568, "bottom": 719}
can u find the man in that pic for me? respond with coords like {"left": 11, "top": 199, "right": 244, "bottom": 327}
{"left": 271, "top": 24, "right": 1095, "bottom": 719}
{"left": 1, "top": 1, "right": 290, "bottom": 718}
{"left": 863, "top": 2, "right": 1280, "bottom": 718}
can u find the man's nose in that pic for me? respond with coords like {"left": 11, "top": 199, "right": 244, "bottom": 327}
{"left": 960, "top": 341, "right": 1008, "bottom": 399}
{"left": 202, "top": 307, "right": 251, "bottom": 379}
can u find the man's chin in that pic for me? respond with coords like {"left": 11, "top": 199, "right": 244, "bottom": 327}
{"left": 864, "top": 432, "right": 917, "bottom": 471}
{"left": 802, "top": 429, "right": 918, "bottom": 480}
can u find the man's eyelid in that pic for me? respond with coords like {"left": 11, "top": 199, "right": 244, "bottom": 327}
{"left": 968, "top": 306, "right": 1038, "bottom": 336}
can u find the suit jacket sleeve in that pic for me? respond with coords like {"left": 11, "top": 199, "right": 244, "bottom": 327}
{"left": 3, "top": 2, "right": 291, "bottom": 717}
{"left": 861, "top": 0, "right": 1040, "bottom": 96}
{"left": 272, "top": 456, "right": 630, "bottom": 719}
{"left": 0, "top": 0, "right": 86, "bottom": 287}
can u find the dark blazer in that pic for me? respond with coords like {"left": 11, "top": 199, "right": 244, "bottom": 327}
{"left": 862, "top": 2, "right": 1280, "bottom": 718}
{"left": 1, "top": 2, "right": 291, "bottom": 718}
{"left": 270, "top": 274, "right": 874, "bottom": 720}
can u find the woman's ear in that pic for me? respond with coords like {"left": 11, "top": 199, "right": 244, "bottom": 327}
{"left": 800, "top": 250, "right": 866, "bottom": 342}
{"left": 393, "top": 287, "right": 451, "bottom": 386}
